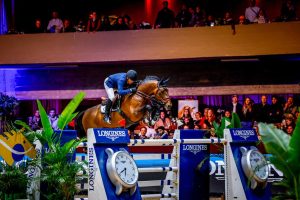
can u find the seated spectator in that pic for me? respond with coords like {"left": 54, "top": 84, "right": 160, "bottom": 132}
{"left": 202, "top": 108, "right": 217, "bottom": 130}
{"left": 206, "top": 15, "right": 216, "bottom": 26}
{"left": 238, "top": 15, "right": 247, "bottom": 24}
{"left": 62, "top": 19, "right": 75, "bottom": 32}
{"left": 253, "top": 95, "right": 270, "bottom": 123}
{"left": 154, "top": 126, "right": 168, "bottom": 139}
{"left": 29, "top": 110, "right": 42, "bottom": 131}
{"left": 257, "top": 9, "right": 268, "bottom": 23}
{"left": 100, "top": 16, "right": 113, "bottom": 31}
{"left": 269, "top": 95, "right": 283, "bottom": 124}
{"left": 194, "top": 111, "right": 203, "bottom": 127}
{"left": 280, "top": 0, "right": 296, "bottom": 21}
{"left": 113, "top": 16, "right": 129, "bottom": 30}
{"left": 168, "top": 130, "right": 175, "bottom": 138}
{"left": 129, "top": 129, "right": 139, "bottom": 139}
{"left": 222, "top": 12, "right": 234, "bottom": 25}
{"left": 48, "top": 108, "right": 59, "bottom": 130}
{"left": 281, "top": 113, "right": 295, "bottom": 132}
{"left": 31, "top": 19, "right": 45, "bottom": 33}
{"left": 175, "top": 4, "right": 191, "bottom": 28}
{"left": 286, "top": 124, "right": 294, "bottom": 135}
{"left": 178, "top": 117, "right": 194, "bottom": 129}
{"left": 154, "top": 111, "right": 171, "bottom": 130}
{"left": 178, "top": 106, "right": 194, "bottom": 127}
{"left": 124, "top": 15, "right": 137, "bottom": 30}
{"left": 283, "top": 96, "right": 297, "bottom": 118}
{"left": 245, "top": 0, "right": 260, "bottom": 23}
{"left": 87, "top": 11, "right": 101, "bottom": 33}
{"left": 47, "top": 11, "right": 63, "bottom": 33}
{"left": 138, "top": 127, "right": 149, "bottom": 139}
{"left": 194, "top": 6, "right": 206, "bottom": 26}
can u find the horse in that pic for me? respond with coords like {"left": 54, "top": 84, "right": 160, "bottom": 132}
{"left": 77, "top": 76, "right": 172, "bottom": 135}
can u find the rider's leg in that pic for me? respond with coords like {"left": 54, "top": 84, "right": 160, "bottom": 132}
{"left": 103, "top": 78, "right": 115, "bottom": 124}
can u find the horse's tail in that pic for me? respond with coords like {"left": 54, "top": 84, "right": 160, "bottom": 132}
{"left": 75, "top": 111, "right": 86, "bottom": 138}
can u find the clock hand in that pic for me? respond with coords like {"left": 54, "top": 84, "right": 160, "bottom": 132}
{"left": 119, "top": 168, "right": 126, "bottom": 174}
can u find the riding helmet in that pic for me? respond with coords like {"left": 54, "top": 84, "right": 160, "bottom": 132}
{"left": 126, "top": 70, "right": 137, "bottom": 81}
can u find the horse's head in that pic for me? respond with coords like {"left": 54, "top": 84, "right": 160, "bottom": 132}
{"left": 137, "top": 76, "right": 172, "bottom": 111}
{"left": 156, "top": 77, "right": 172, "bottom": 111}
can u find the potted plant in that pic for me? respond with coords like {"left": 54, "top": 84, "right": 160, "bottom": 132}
{"left": 30, "top": 92, "right": 87, "bottom": 200}
{"left": 0, "top": 162, "right": 29, "bottom": 200}
{"left": 0, "top": 93, "right": 18, "bottom": 133}
{"left": 258, "top": 117, "right": 300, "bottom": 199}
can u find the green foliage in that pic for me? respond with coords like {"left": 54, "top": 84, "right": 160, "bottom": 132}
{"left": 33, "top": 92, "right": 87, "bottom": 200}
{"left": 0, "top": 93, "right": 18, "bottom": 119}
{"left": 0, "top": 162, "right": 28, "bottom": 199}
{"left": 58, "top": 92, "right": 85, "bottom": 130}
{"left": 216, "top": 113, "right": 241, "bottom": 138}
{"left": 258, "top": 118, "right": 300, "bottom": 200}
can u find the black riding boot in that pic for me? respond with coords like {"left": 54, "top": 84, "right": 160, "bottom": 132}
{"left": 104, "top": 99, "right": 112, "bottom": 124}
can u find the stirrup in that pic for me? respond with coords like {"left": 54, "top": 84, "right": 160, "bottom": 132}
{"left": 104, "top": 115, "right": 111, "bottom": 124}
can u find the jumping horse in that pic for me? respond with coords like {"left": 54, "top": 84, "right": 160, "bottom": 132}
{"left": 77, "top": 76, "right": 172, "bottom": 135}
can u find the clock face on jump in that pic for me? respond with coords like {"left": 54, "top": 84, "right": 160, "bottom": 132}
{"left": 115, "top": 151, "right": 138, "bottom": 185}
{"left": 249, "top": 150, "right": 268, "bottom": 180}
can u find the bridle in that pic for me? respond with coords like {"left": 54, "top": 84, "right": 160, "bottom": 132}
{"left": 135, "top": 85, "right": 170, "bottom": 107}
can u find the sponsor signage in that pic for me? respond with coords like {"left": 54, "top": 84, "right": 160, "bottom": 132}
{"left": 93, "top": 128, "right": 129, "bottom": 144}
{"left": 230, "top": 128, "right": 258, "bottom": 142}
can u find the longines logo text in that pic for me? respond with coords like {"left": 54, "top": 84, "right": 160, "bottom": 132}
{"left": 97, "top": 130, "right": 126, "bottom": 141}
{"left": 183, "top": 145, "right": 207, "bottom": 155}
{"left": 89, "top": 148, "right": 95, "bottom": 191}
{"left": 232, "top": 130, "right": 255, "bottom": 140}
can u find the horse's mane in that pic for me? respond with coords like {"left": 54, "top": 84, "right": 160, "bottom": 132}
{"left": 141, "top": 76, "right": 160, "bottom": 83}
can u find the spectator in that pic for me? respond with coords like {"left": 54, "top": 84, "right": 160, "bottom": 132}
{"left": 155, "top": 1, "right": 175, "bottom": 28}
{"left": 154, "top": 111, "right": 171, "bottom": 130}
{"left": 113, "top": 16, "right": 129, "bottom": 30}
{"left": 175, "top": 4, "right": 191, "bottom": 27}
{"left": 240, "top": 97, "right": 254, "bottom": 127}
{"left": 227, "top": 95, "right": 243, "bottom": 120}
{"left": 283, "top": 96, "right": 297, "bottom": 118}
{"left": 154, "top": 126, "right": 169, "bottom": 139}
{"left": 138, "top": 126, "right": 149, "bottom": 139}
{"left": 100, "top": 16, "right": 113, "bottom": 31}
{"left": 245, "top": 0, "right": 260, "bottom": 23}
{"left": 87, "top": 11, "right": 101, "bottom": 33}
{"left": 31, "top": 19, "right": 45, "bottom": 33}
{"left": 269, "top": 95, "right": 283, "bottom": 124}
{"left": 29, "top": 110, "right": 42, "bottom": 131}
{"left": 286, "top": 124, "right": 294, "bottom": 135}
{"left": 280, "top": 0, "right": 296, "bottom": 21}
{"left": 222, "top": 12, "right": 234, "bottom": 25}
{"left": 62, "top": 19, "right": 75, "bottom": 32}
{"left": 47, "top": 11, "right": 63, "bottom": 33}
{"left": 257, "top": 9, "right": 268, "bottom": 24}
{"left": 253, "top": 95, "right": 271, "bottom": 123}
{"left": 48, "top": 108, "right": 59, "bottom": 130}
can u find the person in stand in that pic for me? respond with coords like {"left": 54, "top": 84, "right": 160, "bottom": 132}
{"left": 103, "top": 70, "right": 138, "bottom": 124}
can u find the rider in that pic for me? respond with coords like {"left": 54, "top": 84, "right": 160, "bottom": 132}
{"left": 103, "top": 70, "right": 138, "bottom": 124}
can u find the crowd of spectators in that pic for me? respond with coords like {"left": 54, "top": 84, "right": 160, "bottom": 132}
{"left": 128, "top": 95, "right": 300, "bottom": 139}
{"left": 20, "top": 0, "right": 298, "bottom": 34}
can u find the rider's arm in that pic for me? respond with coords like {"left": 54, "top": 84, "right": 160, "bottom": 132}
{"left": 117, "top": 78, "right": 132, "bottom": 95}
